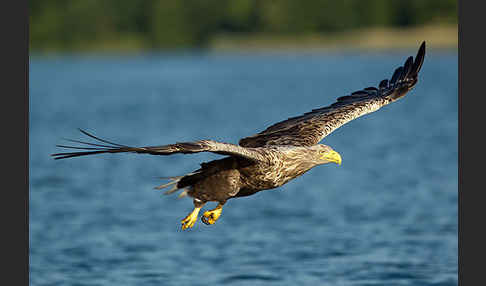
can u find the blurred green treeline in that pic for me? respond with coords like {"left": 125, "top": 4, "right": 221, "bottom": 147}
{"left": 30, "top": 0, "right": 457, "bottom": 51}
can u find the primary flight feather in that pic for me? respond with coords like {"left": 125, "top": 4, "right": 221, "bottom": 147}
{"left": 53, "top": 41, "right": 426, "bottom": 230}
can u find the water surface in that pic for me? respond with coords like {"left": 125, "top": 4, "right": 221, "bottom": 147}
{"left": 30, "top": 49, "right": 457, "bottom": 285}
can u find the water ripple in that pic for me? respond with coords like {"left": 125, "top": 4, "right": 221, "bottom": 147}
{"left": 30, "top": 51, "right": 457, "bottom": 285}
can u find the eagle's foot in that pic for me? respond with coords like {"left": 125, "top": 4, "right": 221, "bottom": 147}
{"left": 201, "top": 204, "right": 223, "bottom": 225}
{"left": 181, "top": 206, "right": 201, "bottom": 230}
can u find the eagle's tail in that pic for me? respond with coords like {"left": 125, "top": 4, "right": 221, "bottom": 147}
{"left": 154, "top": 171, "right": 200, "bottom": 198}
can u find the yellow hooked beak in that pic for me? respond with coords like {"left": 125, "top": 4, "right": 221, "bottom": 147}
{"left": 321, "top": 150, "right": 342, "bottom": 165}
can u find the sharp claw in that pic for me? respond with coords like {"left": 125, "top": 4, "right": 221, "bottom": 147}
{"left": 201, "top": 215, "right": 209, "bottom": 225}
{"left": 200, "top": 205, "right": 222, "bottom": 226}
{"left": 181, "top": 220, "right": 194, "bottom": 230}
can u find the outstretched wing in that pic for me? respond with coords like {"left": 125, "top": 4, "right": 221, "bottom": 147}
{"left": 239, "top": 41, "right": 426, "bottom": 148}
{"left": 52, "top": 129, "right": 267, "bottom": 162}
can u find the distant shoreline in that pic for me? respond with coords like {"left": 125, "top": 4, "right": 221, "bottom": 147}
{"left": 209, "top": 24, "right": 457, "bottom": 52}
{"left": 30, "top": 24, "right": 457, "bottom": 55}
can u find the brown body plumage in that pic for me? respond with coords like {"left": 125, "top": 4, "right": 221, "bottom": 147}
{"left": 52, "top": 42, "right": 426, "bottom": 229}
{"left": 177, "top": 145, "right": 332, "bottom": 202}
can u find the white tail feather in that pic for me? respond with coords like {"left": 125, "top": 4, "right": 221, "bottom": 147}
{"left": 154, "top": 179, "right": 179, "bottom": 190}
{"left": 154, "top": 171, "right": 200, "bottom": 196}
{"left": 163, "top": 184, "right": 179, "bottom": 195}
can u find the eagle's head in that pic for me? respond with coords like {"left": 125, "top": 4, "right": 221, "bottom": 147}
{"left": 309, "top": 144, "right": 342, "bottom": 166}
{"left": 284, "top": 144, "right": 342, "bottom": 167}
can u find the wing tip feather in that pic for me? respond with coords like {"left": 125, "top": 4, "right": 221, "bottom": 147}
{"left": 410, "top": 41, "right": 426, "bottom": 77}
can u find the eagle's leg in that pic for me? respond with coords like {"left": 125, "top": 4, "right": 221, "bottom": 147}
{"left": 181, "top": 200, "right": 205, "bottom": 230}
{"left": 201, "top": 202, "right": 225, "bottom": 225}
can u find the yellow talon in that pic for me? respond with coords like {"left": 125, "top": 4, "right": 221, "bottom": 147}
{"left": 201, "top": 204, "right": 223, "bottom": 225}
{"left": 181, "top": 206, "right": 201, "bottom": 230}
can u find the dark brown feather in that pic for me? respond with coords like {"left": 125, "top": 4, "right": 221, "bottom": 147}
{"left": 239, "top": 41, "right": 426, "bottom": 148}
{"left": 52, "top": 129, "right": 267, "bottom": 162}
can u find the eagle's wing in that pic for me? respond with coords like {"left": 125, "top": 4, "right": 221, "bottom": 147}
{"left": 52, "top": 129, "right": 267, "bottom": 162}
{"left": 239, "top": 41, "right": 426, "bottom": 148}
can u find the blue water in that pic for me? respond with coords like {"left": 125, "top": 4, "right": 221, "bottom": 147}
{"left": 30, "top": 49, "right": 457, "bottom": 285}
